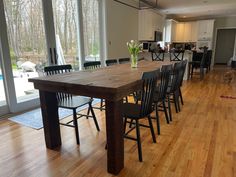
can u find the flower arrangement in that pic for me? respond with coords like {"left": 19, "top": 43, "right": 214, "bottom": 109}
{"left": 127, "top": 40, "right": 142, "bottom": 68}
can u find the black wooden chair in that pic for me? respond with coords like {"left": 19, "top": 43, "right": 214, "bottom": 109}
{"left": 84, "top": 61, "right": 101, "bottom": 70}
{"left": 205, "top": 50, "right": 212, "bottom": 72}
{"left": 165, "top": 61, "right": 184, "bottom": 121}
{"left": 169, "top": 49, "right": 185, "bottom": 61}
{"left": 118, "top": 58, "right": 130, "bottom": 64}
{"left": 44, "top": 64, "right": 100, "bottom": 145}
{"left": 178, "top": 60, "right": 188, "bottom": 106}
{"left": 123, "top": 69, "right": 160, "bottom": 162}
{"left": 106, "top": 59, "right": 118, "bottom": 66}
{"left": 188, "top": 48, "right": 208, "bottom": 80}
{"left": 151, "top": 49, "right": 165, "bottom": 61}
{"left": 83, "top": 61, "right": 105, "bottom": 112}
{"left": 153, "top": 64, "right": 172, "bottom": 135}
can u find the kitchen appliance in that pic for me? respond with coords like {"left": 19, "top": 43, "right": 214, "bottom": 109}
{"left": 154, "top": 31, "right": 163, "bottom": 42}
{"left": 142, "top": 42, "right": 151, "bottom": 52}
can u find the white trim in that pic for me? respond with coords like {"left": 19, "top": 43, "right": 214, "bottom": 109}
{"left": 98, "top": 0, "right": 108, "bottom": 67}
{"left": 76, "top": 0, "right": 85, "bottom": 70}
{"left": 0, "top": 0, "right": 17, "bottom": 113}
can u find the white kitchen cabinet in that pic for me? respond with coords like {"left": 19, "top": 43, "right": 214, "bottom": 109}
{"left": 183, "top": 22, "right": 192, "bottom": 42}
{"left": 138, "top": 10, "right": 164, "bottom": 41}
{"left": 138, "top": 10, "right": 153, "bottom": 41}
{"left": 175, "top": 22, "right": 185, "bottom": 42}
{"left": 173, "top": 21, "right": 198, "bottom": 42}
{"left": 191, "top": 22, "right": 198, "bottom": 42}
{"left": 197, "top": 20, "right": 215, "bottom": 40}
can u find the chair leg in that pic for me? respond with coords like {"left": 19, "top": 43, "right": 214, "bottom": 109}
{"left": 125, "top": 96, "right": 128, "bottom": 103}
{"left": 200, "top": 67, "right": 204, "bottom": 80}
{"left": 135, "top": 119, "right": 143, "bottom": 162}
{"left": 173, "top": 93, "right": 179, "bottom": 113}
{"left": 148, "top": 115, "right": 156, "bottom": 142}
{"left": 100, "top": 99, "right": 104, "bottom": 111}
{"left": 176, "top": 91, "right": 181, "bottom": 112}
{"left": 73, "top": 109, "right": 80, "bottom": 145}
{"left": 162, "top": 100, "right": 169, "bottom": 124}
{"left": 155, "top": 104, "right": 161, "bottom": 135}
{"left": 89, "top": 103, "right": 100, "bottom": 131}
{"left": 86, "top": 106, "right": 91, "bottom": 119}
{"left": 124, "top": 117, "right": 127, "bottom": 134}
{"left": 188, "top": 64, "right": 191, "bottom": 80}
{"left": 191, "top": 66, "right": 194, "bottom": 78}
{"left": 179, "top": 88, "right": 184, "bottom": 105}
{"left": 167, "top": 95, "right": 172, "bottom": 121}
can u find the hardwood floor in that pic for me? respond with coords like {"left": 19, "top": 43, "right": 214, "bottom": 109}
{"left": 1, "top": 66, "right": 236, "bottom": 177}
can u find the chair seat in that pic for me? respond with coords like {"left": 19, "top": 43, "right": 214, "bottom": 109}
{"left": 58, "top": 96, "right": 92, "bottom": 109}
{"left": 122, "top": 103, "right": 142, "bottom": 119}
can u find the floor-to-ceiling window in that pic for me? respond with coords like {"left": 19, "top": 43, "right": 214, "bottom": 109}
{"left": 0, "top": 0, "right": 105, "bottom": 115}
{"left": 52, "top": 0, "right": 80, "bottom": 69}
{"left": 3, "top": 0, "right": 47, "bottom": 103}
{"left": 82, "top": 0, "right": 100, "bottom": 62}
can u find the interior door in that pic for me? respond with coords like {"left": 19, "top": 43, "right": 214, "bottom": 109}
{"left": 215, "top": 29, "right": 236, "bottom": 64}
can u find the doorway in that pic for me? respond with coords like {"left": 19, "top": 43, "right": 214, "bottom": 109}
{"left": 215, "top": 28, "right": 236, "bottom": 64}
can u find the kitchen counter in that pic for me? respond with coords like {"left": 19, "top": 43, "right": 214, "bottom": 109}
{"left": 139, "top": 50, "right": 193, "bottom": 80}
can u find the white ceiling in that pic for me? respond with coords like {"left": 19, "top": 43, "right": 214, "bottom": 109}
{"left": 142, "top": 0, "right": 236, "bottom": 20}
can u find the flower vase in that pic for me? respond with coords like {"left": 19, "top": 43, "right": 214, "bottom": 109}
{"left": 131, "top": 54, "right": 138, "bottom": 68}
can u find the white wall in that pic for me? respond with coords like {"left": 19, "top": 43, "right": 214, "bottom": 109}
{"left": 106, "top": 0, "right": 139, "bottom": 59}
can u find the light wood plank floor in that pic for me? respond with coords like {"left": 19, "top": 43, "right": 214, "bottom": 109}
{"left": 1, "top": 66, "right": 236, "bottom": 177}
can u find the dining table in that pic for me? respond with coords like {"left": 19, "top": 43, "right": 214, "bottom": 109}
{"left": 29, "top": 60, "right": 172, "bottom": 175}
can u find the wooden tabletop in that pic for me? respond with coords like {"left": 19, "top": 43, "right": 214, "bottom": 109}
{"left": 29, "top": 60, "right": 172, "bottom": 101}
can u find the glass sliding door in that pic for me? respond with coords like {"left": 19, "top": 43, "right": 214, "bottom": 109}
{"left": 82, "top": 0, "right": 100, "bottom": 62}
{"left": 52, "top": 0, "right": 80, "bottom": 70}
{"left": 3, "top": 0, "right": 47, "bottom": 103}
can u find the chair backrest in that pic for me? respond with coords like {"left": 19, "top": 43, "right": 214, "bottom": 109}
{"left": 44, "top": 64, "right": 72, "bottom": 101}
{"left": 200, "top": 48, "right": 208, "bottom": 67}
{"left": 84, "top": 61, "right": 101, "bottom": 70}
{"left": 118, "top": 58, "right": 130, "bottom": 64}
{"left": 139, "top": 69, "right": 160, "bottom": 117}
{"left": 170, "top": 49, "right": 185, "bottom": 61}
{"left": 169, "top": 62, "right": 183, "bottom": 92}
{"left": 205, "top": 50, "right": 212, "bottom": 67}
{"left": 179, "top": 60, "right": 188, "bottom": 86}
{"left": 157, "top": 64, "right": 172, "bottom": 100}
{"left": 106, "top": 59, "right": 118, "bottom": 66}
{"left": 192, "top": 51, "right": 202, "bottom": 62}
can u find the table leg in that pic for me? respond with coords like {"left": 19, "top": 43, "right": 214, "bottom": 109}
{"left": 105, "top": 99, "right": 124, "bottom": 175}
{"left": 39, "top": 91, "right": 61, "bottom": 149}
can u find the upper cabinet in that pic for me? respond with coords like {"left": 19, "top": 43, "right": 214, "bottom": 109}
{"left": 174, "top": 21, "right": 198, "bottom": 43}
{"left": 138, "top": 10, "right": 164, "bottom": 41}
{"left": 165, "top": 20, "right": 197, "bottom": 43}
{"left": 175, "top": 22, "right": 185, "bottom": 42}
{"left": 197, "top": 20, "right": 215, "bottom": 40}
{"left": 163, "top": 19, "right": 215, "bottom": 43}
